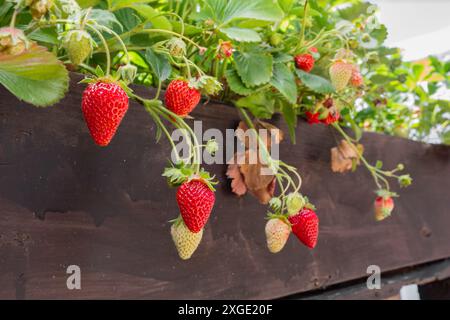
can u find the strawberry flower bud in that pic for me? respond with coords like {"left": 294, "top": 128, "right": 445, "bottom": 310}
{"left": 205, "top": 139, "right": 219, "bottom": 155}
{"left": 118, "top": 63, "right": 137, "bottom": 84}
{"left": 198, "top": 75, "right": 222, "bottom": 96}
{"left": 166, "top": 37, "right": 186, "bottom": 57}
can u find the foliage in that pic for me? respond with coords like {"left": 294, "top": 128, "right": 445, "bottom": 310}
{"left": 0, "top": 0, "right": 446, "bottom": 235}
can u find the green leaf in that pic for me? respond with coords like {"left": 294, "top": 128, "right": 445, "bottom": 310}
{"left": 225, "top": 69, "right": 253, "bottom": 96}
{"left": 270, "top": 63, "right": 297, "bottom": 104}
{"left": 114, "top": 8, "right": 142, "bottom": 32}
{"left": 280, "top": 100, "right": 297, "bottom": 143}
{"left": 273, "top": 52, "right": 293, "bottom": 63}
{"left": 0, "top": 45, "right": 69, "bottom": 107}
{"left": 234, "top": 49, "right": 273, "bottom": 87}
{"left": 198, "top": 0, "right": 284, "bottom": 26}
{"left": 129, "top": 4, "right": 172, "bottom": 30}
{"left": 235, "top": 92, "right": 275, "bottom": 119}
{"left": 111, "top": 0, "right": 154, "bottom": 11}
{"left": 28, "top": 27, "right": 59, "bottom": 45}
{"left": 338, "top": 2, "right": 371, "bottom": 21}
{"left": 295, "top": 70, "right": 334, "bottom": 94}
{"left": 220, "top": 27, "right": 261, "bottom": 42}
{"left": 89, "top": 9, "right": 123, "bottom": 30}
{"left": 172, "top": 21, "right": 202, "bottom": 36}
{"left": 370, "top": 74, "right": 395, "bottom": 85}
{"left": 145, "top": 48, "right": 171, "bottom": 81}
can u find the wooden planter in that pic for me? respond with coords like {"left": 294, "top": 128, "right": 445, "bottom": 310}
{"left": 0, "top": 74, "right": 449, "bottom": 299}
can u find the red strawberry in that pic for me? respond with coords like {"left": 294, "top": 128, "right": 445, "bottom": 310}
{"left": 350, "top": 67, "right": 363, "bottom": 87}
{"left": 176, "top": 180, "right": 215, "bottom": 233}
{"left": 321, "top": 109, "right": 340, "bottom": 125}
{"left": 165, "top": 79, "right": 201, "bottom": 117}
{"left": 305, "top": 111, "right": 320, "bottom": 124}
{"left": 309, "top": 47, "right": 318, "bottom": 53}
{"left": 295, "top": 53, "right": 315, "bottom": 72}
{"left": 81, "top": 81, "right": 129, "bottom": 146}
{"left": 288, "top": 208, "right": 319, "bottom": 249}
{"left": 323, "top": 97, "right": 334, "bottom": 109}
{"left": 374, "top": 196, "right": 394, "bottom": 221}
{"left": 329, "top": 60, "right": 353, "bottom": 91}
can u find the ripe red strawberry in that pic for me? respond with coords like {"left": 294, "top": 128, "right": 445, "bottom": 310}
{"left": 350, "top": 67, "right": 363, "bottom": 87}
{"left": 305, "top": 111, "right": 320, "bottom": 124}
{"left": 165, "top": 79, "right": 201, "bottom": 117}
{"left": 329, "top": 60, "right": 353, "bottom": 91}
{"left": 321, "top": 109, "right": 340, "bottom": 125}
{"left": 265, "top": 218, "right": 291, "bottom": 253}
{"left": 309, "top": 47, "right": 318, "bottom": 53}
{"left": 176, "top": 180, "right": 215, "bottom": 233}
{"left": 81, "top": 81, "right": 129, "bottom": 146}
{"left": 374, "top": 196, "right": 394, "bottom": 221}
{"left": 288, "top": 208, "right": 319, "bottom": 249}
{"left": 295, "top": 53, "right": 315, "bottom": 72}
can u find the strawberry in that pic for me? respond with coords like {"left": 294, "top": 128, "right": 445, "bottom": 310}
{"left": 217, "top": 40, "right": 233, "bottom": 59}
{"left": 295, "top": 53, "right": 315, "bottom": 72}
{"left": 305, "top": 111, "right": 320, "bottom": 124}
{"left": 374, "top": 195, "right": 395, "bottom": 221}
{"left": 171, "top": 218, "right": 203, "bottom": 260}
{"left": 350, "top": 67, "right": 363, "bottom": 87}
{"left": 329, "top": 60, "right": 353, "bottom": 91}
{"left": 0, "top": 27, "right": 29, "bottom": 55}
{"left": 321, "top": 109, "right": 340, "bottom": 125}
{"left": 30, "top": 0, "right": 53, "bottom": 20}
{"left": 165, "top": 79, "right": 201, "bottom": 117}
{"left": 288, "top": 208, "right": 319, "bottom": 249}
{"left": 176, "top": 180, "right": 215, "bottom": 233}
{"left": 323, "top": 97, "right": 334, "bottom": 109}
{"left": 265, "top": 218, "right": 291, "bottom": 253}
{"left": 309, "top": 47, "right": 318, "bottom": 53}
{"left": 63, "top": 30, "right": 93, "bottom": 66}
{"left": 81, "top": 81, "right": 129, "bottom": 146}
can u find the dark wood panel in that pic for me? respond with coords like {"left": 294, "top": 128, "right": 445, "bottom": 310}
{"left": 0, "top": 74, "right": 449, "bottom": 299}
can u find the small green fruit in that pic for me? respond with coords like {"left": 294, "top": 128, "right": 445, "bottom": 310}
{"left": 63, "top": 30, "right": 93, "bottom": 65}
{"left": 286, "top": 192, "right": 305, "bottom": 215}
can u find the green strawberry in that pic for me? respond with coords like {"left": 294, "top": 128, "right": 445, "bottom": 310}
{"left": 171, "top": 217, "right": 203, "bottom": 260}
{"left": 63, "top": 30, "right": 93, "bottom": 65}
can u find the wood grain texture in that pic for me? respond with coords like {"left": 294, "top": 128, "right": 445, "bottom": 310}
{"left": 0, "top": 74, "right": 449, "bottom": 299}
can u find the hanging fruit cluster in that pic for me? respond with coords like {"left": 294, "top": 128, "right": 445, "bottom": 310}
{"left": 0, "top": 0, "right": 420, "bottom": 260}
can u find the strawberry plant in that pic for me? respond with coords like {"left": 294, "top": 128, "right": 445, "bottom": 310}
{"left": 0, "top": 0, "right": 446, "bottom": 258}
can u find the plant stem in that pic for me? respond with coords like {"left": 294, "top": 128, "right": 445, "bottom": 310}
{"left": 10, "top": 10, "right": 18, "bottom": 28}
{"left": 85, "top": 24, "right": 111, "bottom": 76}
{"left": 298, "top": 0, "right": 309, "bottom": 50}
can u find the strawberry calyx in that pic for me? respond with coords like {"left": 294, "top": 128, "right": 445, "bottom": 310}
{"left": 163, "top": 160, "right": 217, "bottom": 191}
{"left": 266, "top": 213, "right": 290, "bottom": 226}
{"left": 375, "top": 189, "right": 398, "bottom": 199}
{"left": 169, "top": 215, "right": 184, "bottom": 227}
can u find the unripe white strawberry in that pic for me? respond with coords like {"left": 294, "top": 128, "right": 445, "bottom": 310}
{"left": 329, "top": 60, "right": 353, "bottom": 91}
{"left": 265, "top": 218, "right": 291, "bottom": 253}
{"left": 171, "top": 219, "right": 203, "bottom": 260}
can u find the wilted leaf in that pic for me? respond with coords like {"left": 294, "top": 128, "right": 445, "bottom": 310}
{"left": 331, "top": 140, "right": 364, "bottom": 173}
{"left": 226, "top": 162, "right": 247, "bottom": 196}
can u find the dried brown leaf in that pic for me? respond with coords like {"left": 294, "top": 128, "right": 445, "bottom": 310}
{"left": 226, "top": 163, "right": 247, "bottom": 196}
{"left": 331, "top": 140, "right": 364, "bottom": 173}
